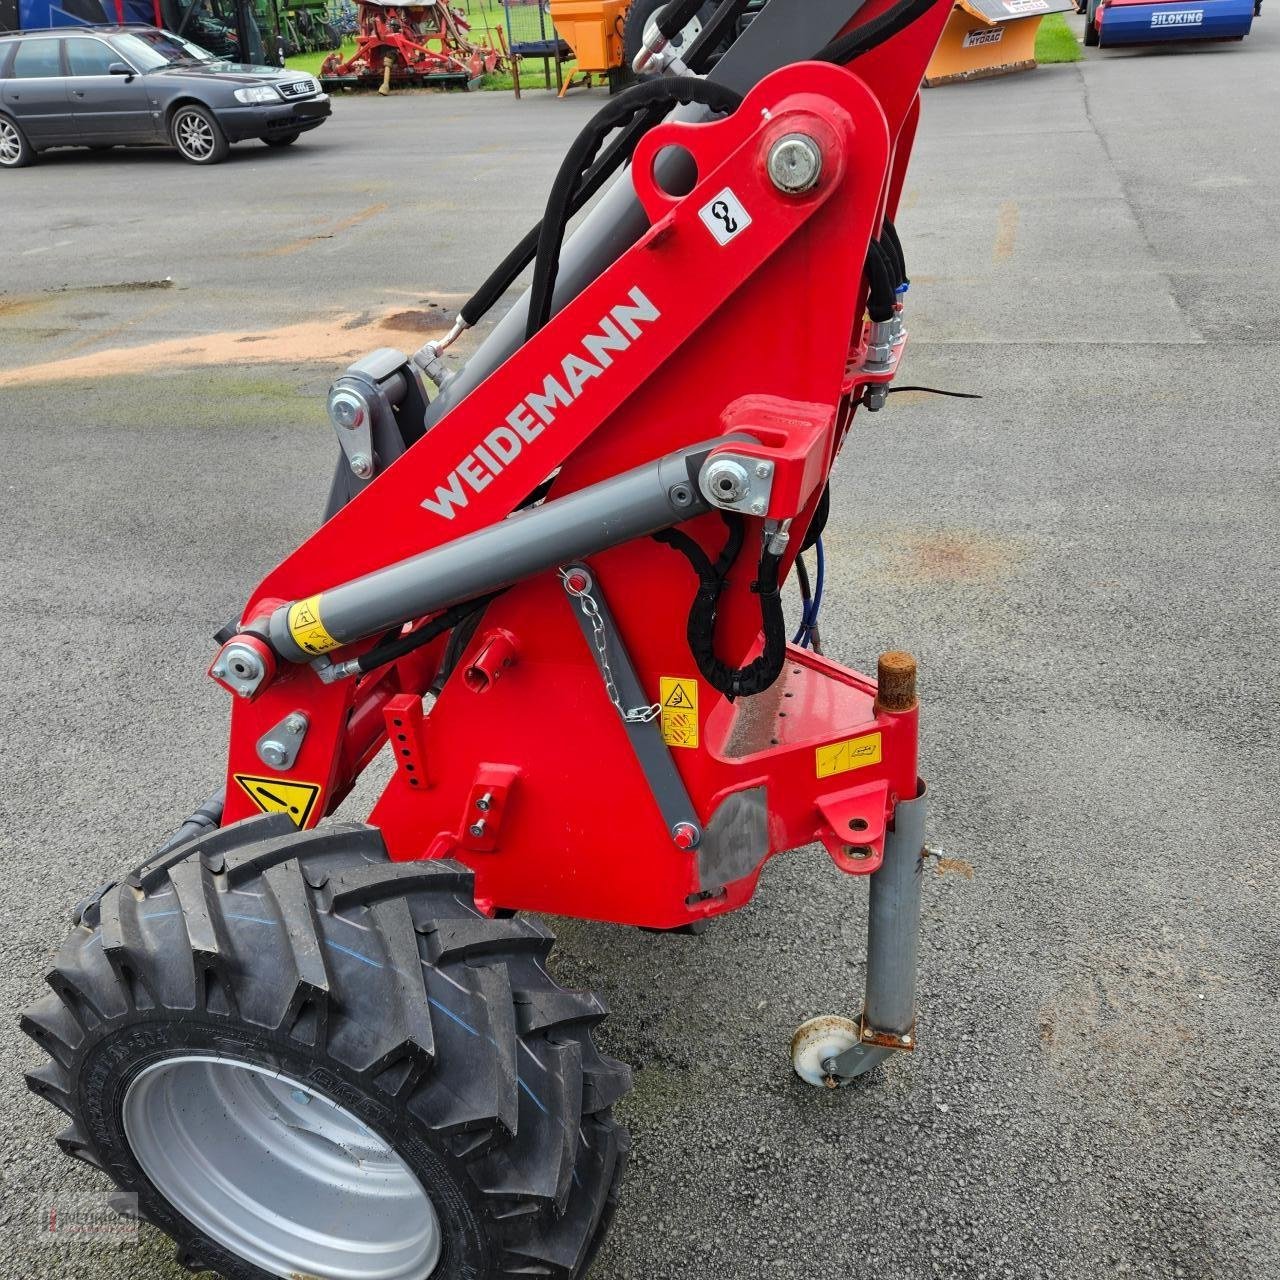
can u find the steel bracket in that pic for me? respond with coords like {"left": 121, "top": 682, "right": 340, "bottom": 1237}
{"left": 256, "top": 712, "right": 309, "bottom": 771}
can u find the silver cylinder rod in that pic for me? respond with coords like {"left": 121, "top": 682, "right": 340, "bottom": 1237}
{"left": 268, "top": 442, "right": 721, "bottom": 664}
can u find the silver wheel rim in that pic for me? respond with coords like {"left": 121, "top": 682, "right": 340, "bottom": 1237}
{"left": 0, "top": 119, "right": 21, "bottom": 165}
{"left": 175, "top": 110, "right": 215, "bottom": 159}
{"left": 122, "top": 1056, "right": 440, "bottom": 1280}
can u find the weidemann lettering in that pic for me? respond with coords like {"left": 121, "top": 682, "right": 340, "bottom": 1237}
{"left": 421, "top": 286, "right": 661, "bottom": 520}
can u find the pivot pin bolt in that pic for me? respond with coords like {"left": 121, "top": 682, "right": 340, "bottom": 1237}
{"left": 469, "top": 819, "right": 487, "bottom": 839}
{"left": 767, "top": 133, "right": 823, "bottom": 195}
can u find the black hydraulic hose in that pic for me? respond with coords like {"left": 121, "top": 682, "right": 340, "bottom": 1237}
{"left": 461, "top": 110, "right": 657, "bottom": 328}
{"left": 882, "top": 216, "right": 908, "bottom": 289}
{"left": 656, "top": 518, "right": 787, "bottom": 700}
{"left": 526, "top": 76, "right": 744, "bottom": 340}
{"left": 153, "top": 791, "right": 225, "bottom": 857}
{"left": 654, "top": 0, "right": 708, "bottom": 41}
{"left": 356, "top": 593, "right": 503, "bottom": 675}
{"left": 684, "top": 0, "right": 754, "bottom": 62}
{"left": 864, "top": 239, "right": 896, "bottom": 323}
{"left": 459, "top": 0, "right": 751, "bottom": 334}
{"left": 814, "top": 0, "right": 942, "bottom": 64}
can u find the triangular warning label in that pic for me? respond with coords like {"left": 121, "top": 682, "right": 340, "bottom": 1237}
{"left": 234, "top": 774, "right": 322, "bottom": 828}
{"left": 663, "top": 681, "right": 696, "bottom": 709}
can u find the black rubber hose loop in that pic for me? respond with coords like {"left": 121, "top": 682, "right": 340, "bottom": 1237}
{"left": 526, "top": 76, "right": 744, "bottom": 340}
{"left": 655, "top": 522, "right": 787, "bottom": 700}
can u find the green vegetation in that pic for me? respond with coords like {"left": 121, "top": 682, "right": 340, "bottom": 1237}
{"left": 1035, "top": 11, "right": 1083, "bottom": 63}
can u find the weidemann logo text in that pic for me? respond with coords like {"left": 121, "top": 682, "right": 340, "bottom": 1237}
{"left": 422, "top": 286, "right": 660, "bottom": 520}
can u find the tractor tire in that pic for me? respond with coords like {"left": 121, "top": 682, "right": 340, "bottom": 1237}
{"left": 21, "top": 814, "right": 631, "bottom": 1280}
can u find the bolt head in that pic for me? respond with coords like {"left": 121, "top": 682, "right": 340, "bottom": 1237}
{"left": 329, "top": 390, "right": 366, "bottom": 429}
{"left": 751, "top": 499, "right": 766, "bottom": 515}
{"left": 565, "top": 570, "right": 589, "bottom": 593}
{"left": 286, "top": 715, "right": 307, "bottom": 734}
{"left": 261, "top": 742, "right": 287, "bottom": 765}
{"left": 672, "top": 822, "right": 700, "bottom": 851}
{"left": 767, "top": 133, "right": 823, "bottom": 195}
{"left": 350, "top": 453, "right": 373, "bottom": 478}
{"left": 755, "top": 461, "right": 772, "bottom": 478}
{"left": 468, "top": 821, "right": 486, "bottom": 838}
{"left": 211, "top": 665, "right": 227, "bottom": 679}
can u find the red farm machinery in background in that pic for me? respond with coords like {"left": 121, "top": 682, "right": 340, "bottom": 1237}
{"left": 320, "top": 0, "right": 502, "bottom": 90}
{"left": 22, "top": 3, "right": 961, "bottom": 1278}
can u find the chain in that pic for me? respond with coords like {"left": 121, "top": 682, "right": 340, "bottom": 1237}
{"left": 560, "top": 569, "right": 662, "bottom": 724}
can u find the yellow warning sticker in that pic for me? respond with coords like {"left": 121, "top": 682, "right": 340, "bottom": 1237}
{"left": 659, "top": 676, "right": 699, "bottom": 749}
{"left": 287, "top": 594, "right": 340, "bottom": 656}
{"left": 234, "top": 774, "right": 323, "bottom": 828}
{"left": 815, "top": 732, "right": 882, "bottom": 779}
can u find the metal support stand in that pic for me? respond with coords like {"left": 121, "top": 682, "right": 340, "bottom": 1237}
{"left": 829, "top": 781, "right": 927, "bottom": 1081}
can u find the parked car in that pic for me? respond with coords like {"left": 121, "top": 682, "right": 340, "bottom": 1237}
{"left": 0, "top": 24, "right": 331, "bottom": 168}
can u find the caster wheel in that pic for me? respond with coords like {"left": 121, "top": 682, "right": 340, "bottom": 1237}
{"left": 790, "top": 1015, "right": 860, "bottom": 1088}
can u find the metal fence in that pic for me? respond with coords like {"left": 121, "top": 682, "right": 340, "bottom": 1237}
{"left": 499, "top": 0, "right": 569, "bottom": 56}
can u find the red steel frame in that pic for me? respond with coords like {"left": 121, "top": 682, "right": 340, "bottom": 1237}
{"left": 215, "top": 1, "right": 950, "bottom": 930}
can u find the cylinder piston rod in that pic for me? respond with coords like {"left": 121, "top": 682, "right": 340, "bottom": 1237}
{"left": 268, "top": 441, "right": 725, "bottom": 665}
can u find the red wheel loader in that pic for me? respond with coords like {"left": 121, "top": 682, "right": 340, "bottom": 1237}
{"left": 22, "top": 1, "right": 954, "bottom": 1276}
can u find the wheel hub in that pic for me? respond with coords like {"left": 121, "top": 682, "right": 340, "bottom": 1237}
{"left": 122, "top": 1055, "right": 440, "bottom": 1280}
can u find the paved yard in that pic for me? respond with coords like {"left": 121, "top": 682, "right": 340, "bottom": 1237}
{"left": 1, "top": 18, "right": 1277, "bottom": 1280}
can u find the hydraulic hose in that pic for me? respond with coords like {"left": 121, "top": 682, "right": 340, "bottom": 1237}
{"left": 864, "top": 239, "right": 897, "bottom": 323}
{"left": 656, "top": 518, "right": 788, "bottom": 700}
{"left": 815, "top": 0, "right": 942, "bottom": 64}
{"left": 526, "top": 76, "right": 743, "bottom": 339}
{"left": 654, "top": 0, "right": 707, "bottom": 41}
{"left": 684, "top": 0, "right": 755, "bottom": 63}
{"left": 882, "top": 216, "right": 909, "bottom": 289}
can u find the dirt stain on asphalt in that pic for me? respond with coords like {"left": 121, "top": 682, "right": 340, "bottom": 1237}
{"left": 380, "top": 308, "right": 449, "bottom": 332}
{"left": 252, "top": 203, "right": 389, "bottom": 257}
{"left": 0, "top": 297, "right": 48, "bottom": 318}
{"left": 837, "top": 528, "right": 1020, "bottom": 585}
{"left": 993, "top": 199, "right": 1019, "bottom": 262}
{"left": 907, "top": 531, "right": 1013, "bottom": 582}
{"left": 0, "top": 308, "right": 449, "bottom": 387}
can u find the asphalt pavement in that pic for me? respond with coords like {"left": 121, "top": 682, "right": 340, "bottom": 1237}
{"left": 2, "top": 19, "right": 1278, "bottom": 1280}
